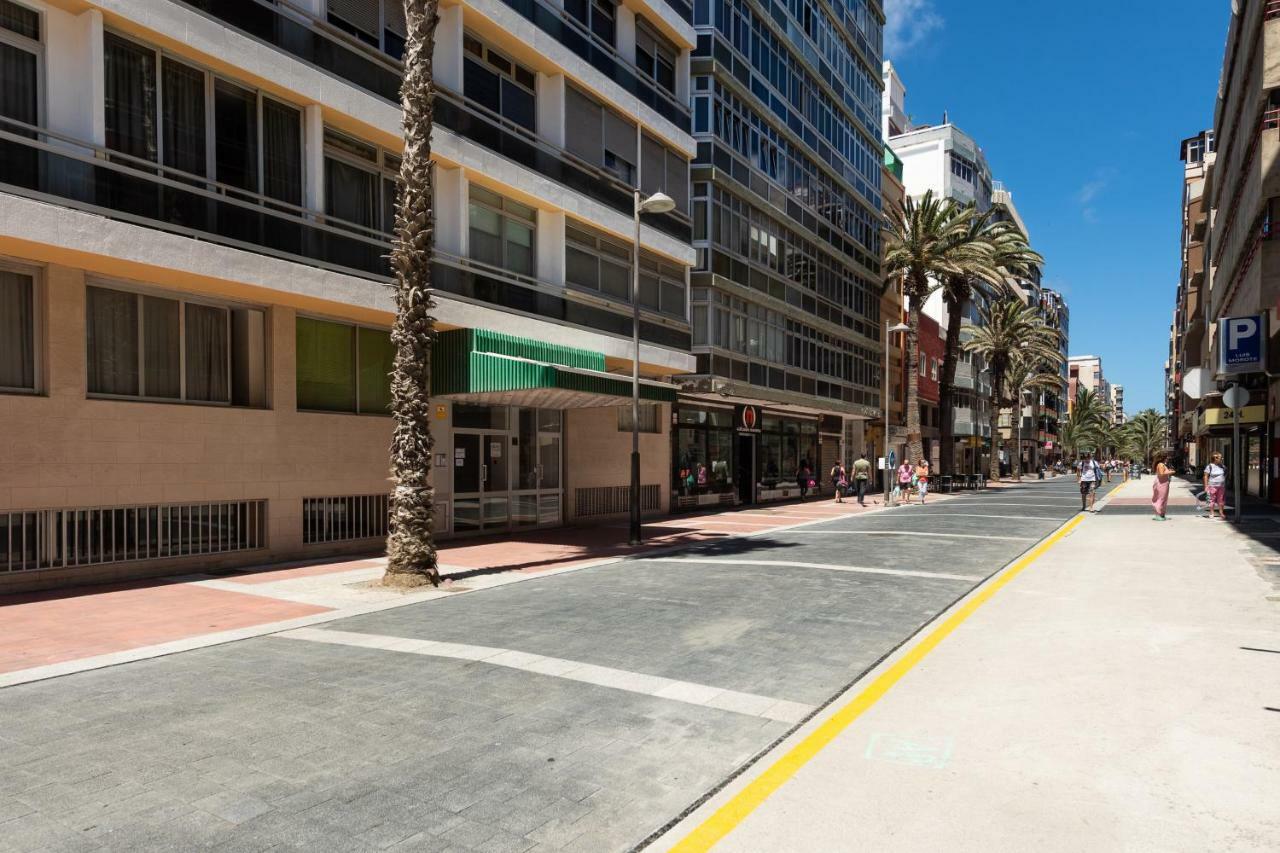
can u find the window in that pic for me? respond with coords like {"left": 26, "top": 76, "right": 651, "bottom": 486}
{"left": 639, "top": 253, "right": 686, "bottom": 320}
{"left": 564, "top": 0, "right": 615, "bottom": 47}
{"left": 566, "top": 223, "right": 631, "bottom": 301}
{"left": 468, "top": 186, "right": 535, "bottom": 276}
{"left": 295, "top": 316, "right": 393, "bottom": 414}
{"left": 86, "top": 283, "right": 266, "bottom": 406}
{"left": 0, "top": 267, "right": 36, "bottom": 392}
{"left": 565, "top": 84, "right": 636, "bottom": 183}
{"left": 950, "top": 153, "right": 976, "bottom": 185}
{"left": 0, "top": 0, "right": 41, "bottom": 133}
{"left": 324, "top": 128, "right": 400, "bottom": 234}
{"left": 327, "top": 0, "right": 407, "bottom": 60}
{"left": 641, "top": 132, "right": 688, "bottom": 213}
{"left": 618, "top": 403, "right": 660, "bottom": 433}
{"left": 462, "top": 34, "right": 536, "bottom": 132}
{"left": 103, "top": 33, "right": 303, "bottom": 204}
{"left": 635, "top": 20, "right": 676, "bottom": 95}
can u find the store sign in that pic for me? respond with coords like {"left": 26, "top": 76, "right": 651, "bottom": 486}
{"left": 1219, "top": 314, "right": 1266, "bottom": 374}
{"left": 735, "top": 405, "right": 761, "bottom": 433}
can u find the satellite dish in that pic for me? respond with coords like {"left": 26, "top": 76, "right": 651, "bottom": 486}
{"left": 1181, "top": 367, "right": 1212, "bottom": 400}
{"left": 1223, "top": 384, "right": 1249, "bottom": 410}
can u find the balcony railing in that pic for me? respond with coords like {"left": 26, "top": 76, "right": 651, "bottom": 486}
{"left": 178, "top": 0, "right": 690, "bottom": 131}
{"left": 0, "top": 118, "right": 689, "bottom": 353}
{"left": 436, "top": 89, "right": 690, "bottom": 243}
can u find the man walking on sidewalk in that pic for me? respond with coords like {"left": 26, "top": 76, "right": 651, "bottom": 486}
{"left": 852, "top": 453, "right": 871, "bottom": 506}
{"left": 1077, "top": 451, "right": 1102, "bottom": 512}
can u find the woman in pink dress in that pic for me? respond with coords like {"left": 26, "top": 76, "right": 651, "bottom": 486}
{"left": 1151, "top": 451, "right": 1172, "bottom": 521}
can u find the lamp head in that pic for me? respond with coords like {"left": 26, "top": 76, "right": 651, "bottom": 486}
{"left": 639, "top": 192, "right": 676, "bottom": 214}
{"left": 888, "top": 322, "right": 910, "bottom": 334}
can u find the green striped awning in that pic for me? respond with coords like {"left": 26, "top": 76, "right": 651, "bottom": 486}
{"left": 432, "top": 328, "right": 676, "bottom": 408}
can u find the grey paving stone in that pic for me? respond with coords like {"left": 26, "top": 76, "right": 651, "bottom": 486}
{"left": 192, "top": 791, "right": 274, "bottom": 825}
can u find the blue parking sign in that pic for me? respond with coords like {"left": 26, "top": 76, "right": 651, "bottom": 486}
{"left": 1219, "top": 314, "right": 1266, "bottom": 375}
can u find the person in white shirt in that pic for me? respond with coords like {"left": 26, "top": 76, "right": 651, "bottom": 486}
{"left": 1203, "top": 452, "right": 1227, "bottom": 520}
{"left": 1077, "top": 451, "right": 1102, "bottom": 512}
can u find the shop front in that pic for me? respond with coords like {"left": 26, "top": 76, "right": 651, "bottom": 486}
{"left": 671, "top": 402, "right": 821, "bottom": 508}
{"left": 433, "top": 328, "right": 677, "bottom": 536}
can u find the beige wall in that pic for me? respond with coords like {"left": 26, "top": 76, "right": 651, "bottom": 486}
{"left": 563, "top": 404, "right": 671, "bottom": 520}
{"left": 0, "top": 262, "right": 395, "bottom": 591}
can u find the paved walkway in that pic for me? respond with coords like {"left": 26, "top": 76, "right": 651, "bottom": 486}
{"left": 1, "top": 488, "right": 981, "bottom": 684}
{"left": 657, "top": 476, "right": 1280, "bottom": 852}
{"left": 0, "top": 479, "right": 1077, "bottom": 852}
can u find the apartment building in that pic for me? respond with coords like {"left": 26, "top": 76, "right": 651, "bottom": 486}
{"left": 0, "top": 0, "right": 700, "bottom": 590}
{"left": 674, "top": 0, "right": 886, "bottom": 508}
{"left": 1067, "top": 355, "right": 1108, "bottom": 412}
{"left": 1170, "top": 129, "right": 1214, "bottom": 464}
{"left": 1111, "top": 384, "right": 1125, "bottom": 425}
{"left": 884, "top": 61, "right": 997, "bottom": 475}
{"left": 869, "top": 143, "right": 906, "bottom": 480}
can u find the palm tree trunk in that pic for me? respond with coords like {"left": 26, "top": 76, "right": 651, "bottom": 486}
{"left": 989, "top": 375, "right": 1004, "bottom": 482}
{"left": 905, "top": 296, "right": 924, "bottom": 467}
{"left": 383, "top": 0, "right": 441, "bottom": 588}
{"left": 1012, "top": 387, "right": 1023, "bottom": 480}
{"left": 938, "top": 290, "right": 964, "bottom": 476}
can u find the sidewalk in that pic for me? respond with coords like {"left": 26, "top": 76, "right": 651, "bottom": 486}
{"left": 659, "top": 477, "right": 1280, "bottom": 852}
{"left": 0, "top": 491, "right": 951, "bottom": 685}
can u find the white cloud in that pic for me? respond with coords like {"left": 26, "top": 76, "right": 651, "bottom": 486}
{"left": 1075, "top": 171, "right": 1114, "bottom": 223}
{"left": 884, "top": 0, "right": 944, "bottom": 56}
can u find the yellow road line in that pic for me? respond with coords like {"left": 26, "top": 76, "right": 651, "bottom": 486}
{"left": 668, "top": 512, "right": 1086, "bottom": 852}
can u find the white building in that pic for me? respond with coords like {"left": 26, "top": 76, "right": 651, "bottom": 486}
{"left": 0, "top": 0, "right": 698, "bottom": 590}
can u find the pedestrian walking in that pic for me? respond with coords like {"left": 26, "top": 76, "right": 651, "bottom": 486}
{"left": 852, "top": 453, "right": 872, "bottom": 506}
{"left": 1076, "top": 451, "right": 1102, "bottom": 512}
{"left": 796, "top": 460, "right": 812, "bottom": 501}
{"left": 915, "top": 458, "right": 930, "bottom": 504}
{"left": 1151, "top": 451, "right": 1173, "bottom": 521}
{"left": 1203, "top": 452, "right": 1227, "bottom": 520}
{"left": 830, "top": 460, "right": 848, "bottom": 504}
{"left": 897, "top": 460, "right": 915, "bottom": 505}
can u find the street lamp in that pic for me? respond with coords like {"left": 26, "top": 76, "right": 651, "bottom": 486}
{"left": 630, "top": 189, "right": 676, "bottom": 546}
{"left": 883, "top": 320, "right": 911, "bottom": 503}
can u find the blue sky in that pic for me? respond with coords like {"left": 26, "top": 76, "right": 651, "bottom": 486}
{"left": 883, "top": 0, "right": 1227, "bottom": 414}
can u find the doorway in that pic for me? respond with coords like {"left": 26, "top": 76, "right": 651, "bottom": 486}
{"left": 451, "top": 406, "right": 563, "bottom": 535}
{"left": 737, "top": 434, "right": 755, "bottom": 505}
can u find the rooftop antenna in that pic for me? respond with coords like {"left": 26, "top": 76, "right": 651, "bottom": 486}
{"left": 943, "top": 109, "right": 949, "bottom": 124}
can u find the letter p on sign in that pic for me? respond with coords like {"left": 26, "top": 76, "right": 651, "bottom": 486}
{"left": 1229, "top": 317, "right": 1257, "bottom": 351}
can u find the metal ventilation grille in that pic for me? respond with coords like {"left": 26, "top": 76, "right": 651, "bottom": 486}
{"left": 2, "top": 500, "right": 268, "bottom": 573}
{"left": 303, "top": 494, "right": 389, "bottom": 544}
{"left": 574, "top": 485, "right": 660, "bottom": 518}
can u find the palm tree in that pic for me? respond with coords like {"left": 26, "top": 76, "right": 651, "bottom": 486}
{"left": 884, "top": 191, "right": 984, "bottom": 466}
{"left": 1126, "top": 409, "right": 1167, "bottom": 466}
{"left": 1001, "top": 350, "right": 1063, "bottom": 478}
{"left": 964, "top": 298, "right": 1062, "bottom": 481}
{"left": 936, "top": 213, "right": 1042, "bottom": 475}
{"left": 1060, "top": 388, "right": 1110, "bottom": 459}
{"left": 383, "top": 0, "right": 441, "bottom": 589}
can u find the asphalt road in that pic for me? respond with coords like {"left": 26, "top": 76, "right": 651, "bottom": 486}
{"left": 0, "top": 477, "right": 1117, "bottom": 853}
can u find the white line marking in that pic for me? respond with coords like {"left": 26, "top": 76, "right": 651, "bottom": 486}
{"left": 654, "top": 558, "right": 981, "bottom": 582}
{"left": 781, "top": 530, "right": 1037, "bottom": 542}
{"left": 909, "top": 513, "right": 1062, "bottom": 521}
{"left": 276, "top": 628, "right": 813, "bottom": 724}
{"left": 935, "top": 501, "right": 1081, "bottom": 508}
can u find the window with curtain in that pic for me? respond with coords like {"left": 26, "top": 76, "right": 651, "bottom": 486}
{"left": 214, "top": 79, "right": 257, "bottom": 193}
{"left": 461, "top": 34, "right": 536, "bottom": 132}
{"left": 564, "top": 84, "right": 637, "bottom": 183}
{"left": 0, "top": 0, "right": 39, "bottom": 129}
{"left": 0, "top": 269, "right": 35, "bottom": 392}
{"left": 566, "top": 223, "right": 631, "bottom": 302}
{"left": 262, "top": 99, "right": 302, "bottom": 205}
{"left": 326, "top": 0, "right": 406, "bottom": 59}
{"left": 103, "top": 32, "right": 157, "bottom": 161}
{"left": 468, "top": 186, "right": 535, "bottom": 276}
{"left": 86, "top": 284, "right": 264, "bottom": 405}
{"left": 161, "top": 58, "right": 206, "bottom": 176}
{"left": 295, "top": 316, "right": 391, "bottom": 414}
{"left": 324, "top": 128, "right": 397, "bottom": 234}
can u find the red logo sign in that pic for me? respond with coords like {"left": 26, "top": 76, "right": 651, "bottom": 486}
{"left": 736, "top": 405, "right": 761, "bottom": 433}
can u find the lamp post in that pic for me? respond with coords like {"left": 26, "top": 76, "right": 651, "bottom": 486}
{"left": 883, "top": 320, "right": 911, "bottom": 503}
{"left": 630, "top": 189, "right": 676, "bottom": 546}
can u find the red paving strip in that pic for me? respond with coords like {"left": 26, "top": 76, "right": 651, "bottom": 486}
{"left": 0, "top": 493, "right": 955, "bottom": 677}
{"left": 0, "top": 582, "right": 329, "bottom": 674}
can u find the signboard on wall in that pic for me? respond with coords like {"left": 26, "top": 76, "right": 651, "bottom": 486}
{"left": 734, "top": 405, "right": 761, "bottom": 434}
{"left": 1219, "top": 314, "right": 1266, "bottom": 374}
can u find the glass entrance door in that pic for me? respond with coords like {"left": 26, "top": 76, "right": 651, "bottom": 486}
{"left": 451, "top": 406, "right": 562, "bottom": 536}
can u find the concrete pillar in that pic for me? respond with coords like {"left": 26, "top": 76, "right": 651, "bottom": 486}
{"left": 303, "top": 105, "right": 325, "bottom": 213}
{"left": 536, "top": 73, "right": 566, "bottom": 149}
{"left": 676, "top": 49, "right": 692, "bottom": 104}
{"left": 44, "top": 8, "right": 104, "bottom": 144}
{"left": 616, "top": 6, "right": 636, "bottom": 59}
{"left": 435, "top": 166, "right": 469, "bottom": 258}
{"left": 536, "top": 209, "right": 565, "bottom": 286}
{"left": 435, "top": 5, "right": 464, "bottom": 94}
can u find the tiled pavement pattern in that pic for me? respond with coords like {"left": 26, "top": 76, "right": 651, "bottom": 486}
{"left": 0, "top": 480, "right": 1115, "bottom": 852}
